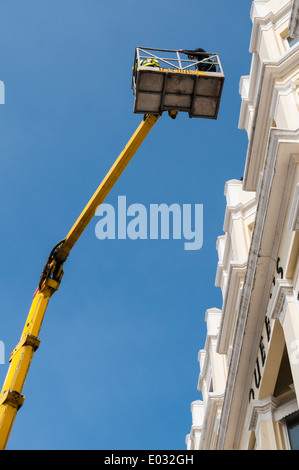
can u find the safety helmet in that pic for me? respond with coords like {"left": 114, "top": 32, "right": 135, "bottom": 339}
{"left": 140, "top": 58, "right": 160, "bottom": 68}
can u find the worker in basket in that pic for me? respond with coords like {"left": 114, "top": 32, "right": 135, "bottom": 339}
{"left": 140, "top": 58, "right": 160, "bottom": 68}
{"left": 179, "top": 48, "right": 216, "bottom": 72}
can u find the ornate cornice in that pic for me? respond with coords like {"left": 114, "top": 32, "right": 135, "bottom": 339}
{"left": 246, "top": 395, "right": 280, "bottom": 432}
{"left": 267, "top": 278, "right": 294, "bottom": 324}
{"left": 199, "top": 392, "right": 224, "bottom": 450}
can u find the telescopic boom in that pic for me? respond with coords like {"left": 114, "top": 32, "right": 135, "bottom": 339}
{"left": 0, "top": 114, "right": 159, "bottom": 450}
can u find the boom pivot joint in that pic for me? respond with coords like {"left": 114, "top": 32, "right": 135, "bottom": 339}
{"left": 34, "top": 239, "right": 66, "bottom": 297}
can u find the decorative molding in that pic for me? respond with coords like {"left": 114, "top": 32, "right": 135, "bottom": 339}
{"left": 246, "top": 396, "right": 280, "bottom": 432}
{"left": 197, "top": 309, "right": 222, "bottom": 391}
{"left": 241, "top": 49, "right": 299, "bottom": 192}
{"left": 217, "top": 261, "right": 247, "bottom": 355}
{"left": 199, "top": 392, "right": 224, "bottom": 450}
{"left": 250, "top": 1, "right": 293, "bottom": 53}
{"left": 267, "top": 278, "right": 294, "bottom": 324}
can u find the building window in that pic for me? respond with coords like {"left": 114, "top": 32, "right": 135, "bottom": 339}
{"left": 287, "top": 36, "right": 299, "bottom": 48}
{"left": 286, "top": 411, "right": 299, "bottom": 449}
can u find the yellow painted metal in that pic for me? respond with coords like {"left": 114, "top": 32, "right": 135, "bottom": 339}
{"left": 0, "top": 404, "right": 18, "bottom": 451}
{"left": 57, "top": 113, "right": 160, "bottom": 263}
{"left": 0, "top": 113, "right": 159, "bottom": 450}
{"left": 0, "top": 288, "right": 52, "bottom": 450}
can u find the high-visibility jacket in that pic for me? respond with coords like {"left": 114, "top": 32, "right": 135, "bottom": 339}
{"left": 140, "top": 58, "right": 160, "bottom": 68}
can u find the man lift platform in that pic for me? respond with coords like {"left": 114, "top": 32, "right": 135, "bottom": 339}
{"left": 132, "top": 47, "right": 224, "bottom": 119}
{"left": 0, "top": 48, "right": 224, "bottom": 450}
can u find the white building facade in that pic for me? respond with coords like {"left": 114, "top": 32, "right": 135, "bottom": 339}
{"left": 186, "top": 0, "right": 299, "bottom": 450}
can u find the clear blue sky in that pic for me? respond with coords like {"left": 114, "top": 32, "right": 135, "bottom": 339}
{"left": 0, "top": 0, "right": 252, "bottom": 450}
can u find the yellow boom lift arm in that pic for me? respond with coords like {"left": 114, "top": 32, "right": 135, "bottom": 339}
{"left": 0, "top": 47, "right": 224, "bottom": 449}
{"left": 0, "top": 114, "right": 159, "bottom": 450}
